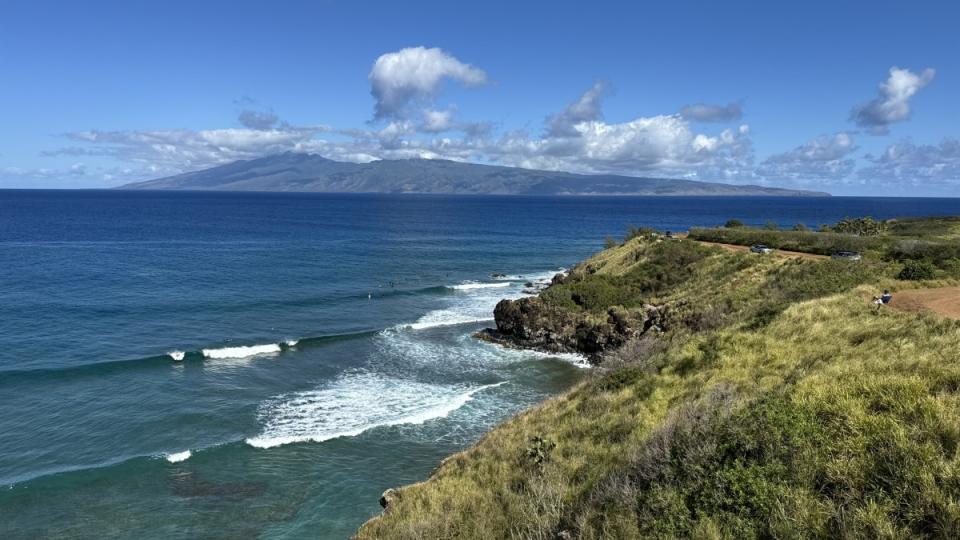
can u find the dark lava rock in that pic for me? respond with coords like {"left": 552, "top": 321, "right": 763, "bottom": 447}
{"left": 477, "top": 297, "right": 662, "bottom": 362}
{"left": 380, "top": 488, "right": 399, "bottom": 509}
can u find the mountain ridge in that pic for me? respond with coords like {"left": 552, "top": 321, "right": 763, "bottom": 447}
{"left": 119, "top": 153, "right": 830, "bottom": 196}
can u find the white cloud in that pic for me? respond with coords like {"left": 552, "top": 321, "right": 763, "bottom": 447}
{"left": 756, "top": 133, "right": 857, "bottom": 183}
{"left": 472, "top": 84, "right": 755, "bottom": 180}
{"left": 858, "top": 138, "right": 960, "bottom": 188}
{"left": 42, "top": 83, "right": 757, "bottom": 185}
{"left": 50, "top": 125, "right": 328, "bottom": 177}
{"left": 545, "top": 81, "right": 608, "bottom": 136}
{"left": 850, "top": 67, "right": 935, "bottom": 134}
{"left": 679, "top": 102, "right": 742, "bottom": 123}
{"left": 420, "top": 108, "right": 455, "bottom": 133}
{"left": 369, "top": 46, "right": 487, "bottom": 119}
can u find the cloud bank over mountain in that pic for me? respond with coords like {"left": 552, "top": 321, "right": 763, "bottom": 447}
{"left": 8, "top": 47, "right": 953, "bottom": 194}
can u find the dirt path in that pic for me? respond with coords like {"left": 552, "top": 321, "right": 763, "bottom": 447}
{"left": 687, "top": 238, "right": 827, "bottom": 261}
{"left": 889, "top": 287, "right": 960, "bottom": 320}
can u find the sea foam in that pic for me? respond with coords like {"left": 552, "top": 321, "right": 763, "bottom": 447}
{"left": 246, "top": 373, "right": 505, "bottom": 449}
{"left": 449, "top": 281, "right": 511, "bottom": 290}
{"left": 166, "top": 450, "right": 192, "bottom": 463}
{"left": 167, "top": 351, "right": 186, "bottom": 361}
{"left": 201, "top": 343, "right": 282, "bottom": 359}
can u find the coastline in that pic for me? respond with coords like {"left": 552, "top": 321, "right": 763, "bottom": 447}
{"left": 355, "top": 221, "right": 960, "bottom": 539}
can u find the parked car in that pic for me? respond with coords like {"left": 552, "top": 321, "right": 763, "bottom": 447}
{"left": 832, "top": 251, "right": 862, "bottom": 261}
{"left": 750, "top": 244, "right": 774, "bottom": 254}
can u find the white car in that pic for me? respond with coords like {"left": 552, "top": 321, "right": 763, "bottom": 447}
{"left": 750, "top": 244, "right": 773, "bottom": 254}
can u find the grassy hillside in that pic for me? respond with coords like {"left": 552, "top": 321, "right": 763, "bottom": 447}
{"left": 688, "top": 217, "right": 960, "bottom": 276}
{"left": 356, "top": 226, "right": 960, "bottom": 539}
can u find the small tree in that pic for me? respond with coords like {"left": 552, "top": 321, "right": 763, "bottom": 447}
{"left": 898, "top": 260, "right": 936, "bottom": 281}
{"left": 604, "top": 236, "right": 619, "bottom": 249}
{"left": 764, "top": 221, "right": 779, "bottom": 230}
{"left": 793, "top": 223, "right": 809, "bottom": 232}
{"left": 724, "top": 219, "right": 745, "bottom": 228}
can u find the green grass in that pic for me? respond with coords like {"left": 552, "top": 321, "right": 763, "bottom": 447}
{"left": 689, "top": 215, "right": 960, "bottom": 277}
{"left": 355, "top": 222, "right": 960, "bottom": 540}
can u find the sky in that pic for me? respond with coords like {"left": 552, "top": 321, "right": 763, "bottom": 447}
{"left": 1, "top": 0, "right": 958, "bottom": 196}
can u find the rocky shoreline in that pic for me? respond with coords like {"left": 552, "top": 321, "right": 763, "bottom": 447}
{"left": 474, "top": 272, "right": 666, "bottom": 364}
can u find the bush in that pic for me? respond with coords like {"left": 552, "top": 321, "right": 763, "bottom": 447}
{"left": 542, "top": 240, "right": 713, "bottom": 312}
{"left": 833, "top": 216, "right": 888, "bottom": 236}
{"left": 898, "top": 260, "right": 936, "bottom": 281}
{"left": 604, "top": 236, "right": 619, "bottom": 249}
{"left": 625, "top": 225, "right": 659, "bottom": 242}
{"left": 889, "top": 239, "right": 960, "bottom": 265}
{"left": 688, "top": 227, "right": 879, "bottom": 256}
{"left": 724, "top": 219, "right": 745, "bottom": 228}
{"left": 792, "top": 223, "right": 809, "bottom": 232}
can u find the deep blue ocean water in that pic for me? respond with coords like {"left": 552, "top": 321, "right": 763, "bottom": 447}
{"left": 2, "top": 190, "right": 959, "bottom": 539}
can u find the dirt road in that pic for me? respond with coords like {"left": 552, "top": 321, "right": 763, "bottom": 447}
{"left": 689, "top": 239, "right": 827, "bottom": 261}
{"left": 889, "top": 286, "right": 960, "bottom": 321}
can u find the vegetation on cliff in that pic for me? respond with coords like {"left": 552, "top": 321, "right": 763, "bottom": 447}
{"left": 356, "top": 218, "right": 960, "bottom": 539}
{"left": 689, "top": 216, "right": 960, "bottom": 276}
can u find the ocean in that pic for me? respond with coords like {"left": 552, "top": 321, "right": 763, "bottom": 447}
{"left": 2, "top": 190, "right": 959, "bottom": 539}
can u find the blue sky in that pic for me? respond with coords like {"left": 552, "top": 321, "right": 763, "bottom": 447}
{"left": 1, "top": 0, "right": 958, "bottom": 195}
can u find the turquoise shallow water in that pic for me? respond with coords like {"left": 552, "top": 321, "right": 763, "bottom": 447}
{"left": 2, "top": 191, "right": 959, "bottom": 539}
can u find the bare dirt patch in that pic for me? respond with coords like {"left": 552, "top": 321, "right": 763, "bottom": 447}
{"left": 889, "top": 287, "right": 960, "bottom": 320}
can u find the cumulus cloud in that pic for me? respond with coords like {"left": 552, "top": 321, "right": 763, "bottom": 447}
{"left": 756, "top": 133, "right": 857, "bottom": 183}
{"left": 545, "top": 81, "right": 608, "bottom": 136}
{"left": 482, "top": 85, "right": 754, "bottom": 180}
{"left": 679, "top": 101, "right": 743, "bottom": 123}
{"left": 42, "top": 82, "right": 758, "bottom": 185}
{"left": 850, "top": 67, "right": 935, "bottom": 134}
{"left": 858, "top": 138, "right": 960, "bottom": 187}
{"left": 369, "top": 46, "right": 487, "bottom": 119}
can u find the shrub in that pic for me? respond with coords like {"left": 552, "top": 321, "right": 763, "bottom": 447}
{"left": 833, "top": 216, "right": 888, "bottom": 236}
{"left": 542, "top": 240, "right": 713, "bottom": 312}
{"left": 524, "top": 436, "right": 556, "bottom": 472}
{"left": 603, "top": 236, "right": 619, "bottom": 249}
{"left": 889, "top": 239, "right": 960, "bottom": 265}
{"left": 792, "top": 223, "right": 809, "bottom": 232}
{"left": 688, "top": 227, "right": 879, "bottom": 256}
{"left": 625, "top": 225, "right": 660, "bottom": 242}
{"left": 898, "top": 260, "right": 936, "bottom": 281}
{"left": 724, "top": 219, "right": 745, "bottom": 228}
{"left": 764, "top": 221, "right": 779, "bottom": 230}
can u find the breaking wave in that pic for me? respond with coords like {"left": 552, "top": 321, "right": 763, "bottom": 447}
{"left": 448, "top": 281, "right": 511, "bottom": 290}
{"left": 201, "top": 343, "right": 282, "bottom": 359}
{"left": 246, "top": 373, "right": 506, "bottom": 449}
{"left": 165, "top": 450, "right": 192, "bottom": 463}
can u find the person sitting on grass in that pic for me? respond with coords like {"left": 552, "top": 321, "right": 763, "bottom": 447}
{"left": 872, "top": 289, "right": 893, "bottom": 310}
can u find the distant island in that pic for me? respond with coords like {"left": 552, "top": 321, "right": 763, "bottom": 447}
{"left": 118, "top": 153, "right": 829, "bottom": 196}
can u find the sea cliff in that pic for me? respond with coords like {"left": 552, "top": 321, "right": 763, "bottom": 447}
{"left": 355, "top": 219, "right": 960, "bottom": 539}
